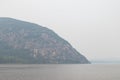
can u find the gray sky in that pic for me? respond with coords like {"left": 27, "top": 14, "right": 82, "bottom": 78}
{"left": 0, "top": 0, "right": 120, "bottom": 61}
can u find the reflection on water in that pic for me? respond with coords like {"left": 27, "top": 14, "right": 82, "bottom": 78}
{"left": 0, "top": 64, "right": 120, "bottom": 80}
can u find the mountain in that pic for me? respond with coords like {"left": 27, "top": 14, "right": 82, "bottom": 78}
{"left": 0, "top": 17, "right": 90, "bottom": 64}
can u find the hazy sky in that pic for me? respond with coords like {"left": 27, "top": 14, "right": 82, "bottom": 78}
{"left": 0, "top": 0, "right": 120, "bottom": 61}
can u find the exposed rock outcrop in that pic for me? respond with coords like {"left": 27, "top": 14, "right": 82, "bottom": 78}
{"left": 0, "top": 17, "right": 90, "bottom": 64}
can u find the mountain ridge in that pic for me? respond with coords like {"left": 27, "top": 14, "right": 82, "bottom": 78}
{"left": 0, "top": 17, "right": 90, "bottom": 64}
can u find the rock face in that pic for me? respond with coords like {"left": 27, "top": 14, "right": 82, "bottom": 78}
{"left": 0, "top": 17, "right": 90, "bottom": 64}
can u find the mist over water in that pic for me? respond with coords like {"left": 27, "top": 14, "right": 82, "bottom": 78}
{"left": 0, "top": 64, "right": 120, "bottom": 80}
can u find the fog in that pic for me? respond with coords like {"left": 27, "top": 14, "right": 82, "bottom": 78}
{"left": 0, "top": 0, "right": 120, "bottom": 61}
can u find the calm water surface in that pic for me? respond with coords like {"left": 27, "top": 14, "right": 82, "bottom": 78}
{"left": 0, "top": 64, "right": 120, "bottom": 80}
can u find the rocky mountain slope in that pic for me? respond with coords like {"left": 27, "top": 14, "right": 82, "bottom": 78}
{"left": 0, "top": 17, "right": 90, "bottom": 64}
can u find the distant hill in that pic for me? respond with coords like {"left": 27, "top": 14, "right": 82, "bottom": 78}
{"left": 0, "top": 17, "right": 90, "bottom": 64}
{"left": 91, "top": 60, "right": 120, "bottom": 64}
